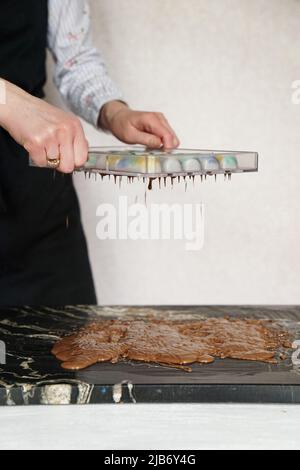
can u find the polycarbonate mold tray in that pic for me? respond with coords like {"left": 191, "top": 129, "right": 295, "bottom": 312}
{"left": 78, "top": 147, "right": 258, "bottom": 178}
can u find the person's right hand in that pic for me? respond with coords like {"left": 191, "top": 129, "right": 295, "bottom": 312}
{"left": 0, "top": 80, "right": 88, "bottom": 173}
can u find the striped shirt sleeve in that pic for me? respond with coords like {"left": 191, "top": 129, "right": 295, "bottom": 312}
{"left": 47, "top": 0, "right": 123, "bottom": 127}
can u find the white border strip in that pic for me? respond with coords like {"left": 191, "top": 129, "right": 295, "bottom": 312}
{"left": 0, "top": 80, "right": 6, "bottom": 105}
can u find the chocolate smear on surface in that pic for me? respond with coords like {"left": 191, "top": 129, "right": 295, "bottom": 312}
{"left": 52, "top": 318, "right": 291, "bottom": 371}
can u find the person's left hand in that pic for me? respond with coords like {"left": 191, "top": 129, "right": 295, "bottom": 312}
{"left": 99, "top": 101, "right": 180, "bottom": 150}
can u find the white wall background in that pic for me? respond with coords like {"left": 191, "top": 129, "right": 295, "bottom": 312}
{"left": 45, "top": 0, "right": 300, "bottom": 305}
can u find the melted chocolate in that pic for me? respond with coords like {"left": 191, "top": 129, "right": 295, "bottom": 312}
{"left": 52, "top": 318, "right": 291, "bottom": 371}
{"left": 148, "top": 178, "right": 156, "bottom": 191}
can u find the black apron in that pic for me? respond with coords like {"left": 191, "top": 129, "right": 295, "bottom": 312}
{"left": 0, "top": 0, "right": 97, "bottom": 306}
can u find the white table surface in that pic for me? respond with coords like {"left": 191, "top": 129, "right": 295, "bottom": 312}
{"left": 0, "top": 404, "right": 300, "bottom": 450}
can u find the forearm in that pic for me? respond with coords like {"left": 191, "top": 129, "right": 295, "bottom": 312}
{"left": 99, "top": 101, "right": 129, "bottom": 131}
{"left": 0, "top": 79, "right": 39, "bottom": 140}
{"left": 48, "top": 0, "right": 123, "bottom": 127}
{"left": 0, "top": 77, "right": 89, "bottom": 172}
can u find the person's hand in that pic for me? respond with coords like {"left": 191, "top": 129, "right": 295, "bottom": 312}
{"left": 0, "top": 80, "right": 88, "bottom": 173}
{"left": 99, "top": 101, "right": 180, "bottom": 150}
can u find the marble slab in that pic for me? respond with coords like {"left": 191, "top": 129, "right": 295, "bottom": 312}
{"left": 0, "top": 306, "right": 300, "bottom": 405}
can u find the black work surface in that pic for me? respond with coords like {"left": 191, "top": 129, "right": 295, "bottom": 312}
{"left": 0, "top": 306, "right": 299, "bottom": 405}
